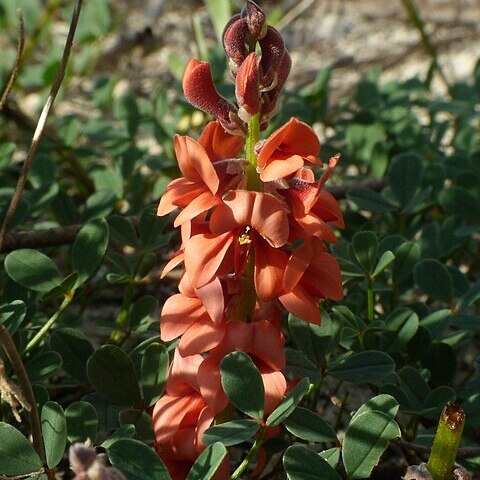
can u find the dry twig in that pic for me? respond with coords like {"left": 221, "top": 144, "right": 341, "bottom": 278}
{"left": 0, "top": 0, "right": 85, "bottom": 252}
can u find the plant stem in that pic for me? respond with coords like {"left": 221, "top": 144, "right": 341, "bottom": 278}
{"left": 0, "top": 325, "right": 44, "bottom": 461}
{"left": 25, "top": 293, "right": 74, "bottom": 353}
{"left": 109, "top": 281, "right": 135, "bottom": 344}
{"left": 427, "top": 403, "right": 465, "bottom": 480}
{"left": 367, "top": 277, "right": 374, "bottom": 322}
{"left": 229, "top": 425, "right": 266, "bottom": 480}
{"left": 245, "top": 113, "right": 262, "bottom": 191}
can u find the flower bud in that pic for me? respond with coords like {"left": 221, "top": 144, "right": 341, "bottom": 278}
{"left": 223, "top": 18, "right": 249, "bottom": 68}
{"left": 182, "top": 59, "right": 240, "bottom": 132}
{"left": 242, "top": 0, "right": 267, "bottom": 39}
{"left": 236, "top": 52, "right": 261, "bottom": 122}
{"left": 259, "top": 27, "right": 285, "bottom": 89}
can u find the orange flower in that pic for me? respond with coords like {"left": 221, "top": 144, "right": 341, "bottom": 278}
{"left": 256, "top": 117, "right": 321, "bottom": 182}
{"left": 184, "top": 190, "right": 289, "bottom": 301}
{"left": 279, "top": 238, "right": 343, "bottom": 324}
{"left": 197, "top": 320, "right": 286, "bottom": 415}
{"left": 153, "top": 350, "right": 229, "bottom": 480}
{"left": 157, "top": 122, "right": 244, "bottom": 227}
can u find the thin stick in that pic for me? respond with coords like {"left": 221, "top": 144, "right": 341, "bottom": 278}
{"left": 0, "top": 10, "right": 25, "bottom": 112}
{"left": 276, "top": 0, "right": 315, "bottom": 32}
{"left": 396, "top": 439, "right": 480, "bottom": 459}
{"left": 0, "top": 0, "right": 85, "bottom": 252}
{"left": 0, "top": 325, "right": 44, "bottom": 461}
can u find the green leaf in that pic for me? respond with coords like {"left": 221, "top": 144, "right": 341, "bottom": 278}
{"left": 119, "top": 409, "right": 154, "bottom": 444}
{"left": 41, "top": 401, "right": 67, "bottom": 469}
{"left": 25, "top": 351, "right": 62, "bottom": 382}
{"left": 266, "top": 378, "right": 309, "bottom": 426}
{"left": 0, "top": 422, "right": 42, "bottom": 475}
{"left": 108, "top": 438, "right": 171, "bottom": 480}
{"left": 283, "top": 407, "right": 337, "bottom": 442}
{"left": 5, "top": 249, "right": 61, "bottom": 292}
{"left": 50, "top": 328, "right": 94, "bottom": 382}
{"left": 101, "top": 424, "right": 136, "bottom": 449}
{"left": 72, "top": 218, "right": 109, "bottom": 286}
{"left": 423, "top": 342, "right": 456, "bottom": 385}
{"left": 139, "top": 207, "right": 170, "bottom": 250}
{"left": 383, "top": 308, "right": 419, "bottom": 352}
{"left": 288, "top": 313, "right": 332, "bottom": 365}
{"left": 285, "top": 348, "right": 321, "bottom": 383}
{"left": 0, "top": 300, "right": 26, "bottom": 334}
{"left": 328, "top": 351, "right": 395, "bottom": 384}
{"left": 372, "top": 251, "right": 395, "bottom": 278}
{"left": 140, "top": 343, "right": 168, "bottom": 406}
{"left": 320, "top": 448, "right": 341, "bottom": 469}
{"left": 351, "top": 395, "right": 399, "bottom": 423}
{"left": 203, "top": 419, "right": 260, "bottom": 447}
{"left": 87, "top": 345, "right": 142, "bottom": 405}
{"left": 41, "top": 272, "right": 78, "bottom": 301}
{"left": 342, "top": 411, "right": 401, "bottom": 479}
{"left": 186, "top": 442, "right": 227, "bottom": 480}
{"left": 397, "top": 366, "right": 430, "bottom": 411}
{"left": 352, "top": 231, "right": 378, "bottom": 273}
{"left": 414, "top": 259, "right": 453, "bottom": 302}
{"left": 108, "top": 215, "right": 139, "bottom": 247}
{"left": 65, "top": 401, "right": 98, "bottom": 443}
{"left": 392, "top": 241, "right": 421, "bottom": 284}
{"left": 347, "top": 187, "right": 395, "bottom": 213}
{"left": 81, "top": 190, "right": 116, "bottom": 222}
{"left": 220, "top": 352, "right": 264, "bottom": 419}
{"left": 131, "top": 295, "right": 158, "bottom": 328}
{"left": 283, "top": 445, "right": 342, "bottom": 480}
{"left": 388, "top": 152, "right": 423, "bottom": 208}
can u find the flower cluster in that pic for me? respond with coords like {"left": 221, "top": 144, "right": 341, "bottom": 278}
{"left": 153, "top": 2, "right": 344, "bottom": 478}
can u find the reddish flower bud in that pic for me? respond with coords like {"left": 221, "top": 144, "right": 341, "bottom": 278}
{"left": 182, "top": 59, "right": 240, "bottom": 132}
{"left": 236, "top": 52, "right": 261, "bottom": 121}
{"left": 259, "top": 26, "right": 286, "bottom": 89}
{"left": 242, "top": 0, "right": 267, "bottom": 39}
{"left": 261, "top": 50, "right": 291, "bottom": 120}
{"left": 223, "top": 18, "right": 249, "bottom": 68}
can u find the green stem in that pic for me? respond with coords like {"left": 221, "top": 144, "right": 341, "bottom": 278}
{"left": 427, "top": 403, "right": 465, "bottom": 480}
{"left": 367, "top": 277, "right": 374, "bottom": 322}
{"left": 109, "top": 281, "right": 135, "bottom": 344}
{"left": 245, "top": 113, "right": 262, "bottom": 191}
{"left": 25, "top": 293, "right": 74, "bottom": 353}
{"left": 229, "top": 425, "right": 266, "bottom": 480}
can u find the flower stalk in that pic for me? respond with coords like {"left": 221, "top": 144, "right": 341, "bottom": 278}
{"left": 427, "top": 403, "right": 465, "bottom": 480}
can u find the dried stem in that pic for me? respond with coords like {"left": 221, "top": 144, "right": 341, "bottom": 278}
{"left": 0, "top": 0, "right": 85, "bottom": 252}
{"left": 0, "top": 325, "right": 44, "bottom": 461}
{"left": 0, "top": 10, "right": 25, "bottom": 112}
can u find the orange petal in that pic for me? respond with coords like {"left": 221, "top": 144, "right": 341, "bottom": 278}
{"left": 167, "top": 350, "right": 203, "bottom": 395}
{"left": 262, "top": 370, "right": 287, "bottom": 415}
{"left": 254, "top": 239, "right": 288, "bottom": 300}
{"left": 251, "top": 320, "right": 285, "bottom": 371}
{"left": 173, "top": 189, "right": 221, "bottom": 228}
{"left": 259, "top": 155, "right": 304, "bottom": 182}
{"left": 161, "top": 251, "right": 185, "bottom": 279}
{"left": 307, "top": 252, "right": 344, "bottom": 300}
{"left": 153, "top": 393, "right": 194, "bottom": 444}
{"left": 195, "top": 405, "right": 215, "bottom": 450}
{"left": 178, "top": 317, "right": 225, "bottom": 356}
{"left": 174, "top": 135, "right": 219, "bottom": 194}
{"left": 160, "top": 294, "right": 206, "bottom": 342}
{"left": 197, "top": 357, "right": 229, "bottom": 413}
{"left": 279, "top": 286, "right": 321, "bottom": 324}
{"left": 195, "top": 277, "right": 224, "bottom": 324}
{"left": 199, "top": 121, "right": 243, "bottom": 162}
{"left": 283, "top": 240, "right": 314, "bottom": 292}
{"left": 184, "top": 231, "right": 234, "bottom": 288}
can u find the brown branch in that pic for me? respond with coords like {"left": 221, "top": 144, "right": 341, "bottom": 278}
{"left": 0, "top": 0, "right": 85, "bottom": 252}
{"left": 0, "top": 324, "right": 44, "bottom": 461}
{"left": 0, "top": 10, "right": 25, "bottom": 112}
{"left": 326, "top": 177, "right": 387, "bottom": 200}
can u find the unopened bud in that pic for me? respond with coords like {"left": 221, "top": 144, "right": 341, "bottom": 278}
{"left": 243, "top": 0, "right": 267, "bottom": 39}
{"left": 182, "top": 59, "right": 238, "bottom": 128}
{"left": 259, "top": 27, "right": 285, "bottom": 88}
{"left": 223, "top": 18, "right": 249, "bottom": 67}
{"left": 236, "top": 52, "right": 260, "bottom": 121}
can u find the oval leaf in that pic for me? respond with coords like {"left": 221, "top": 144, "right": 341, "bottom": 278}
{"left": 108, "top": 438, "right": 171, "bottom": 480}
{"left": 220, "top": 352, "right": 264, "bottom": 419}
{"left": 140, "top": 343, "right": 168, "bottom": 406}
{"left": 0, "top": 422, "right": 42, "bottom": 475}
{"left": 186, "top": 442, "right": 227, "bottom": 480}
{"left": 351, "top": 394, "right": 399, "bottom": 422}
{"left": 65, "top": 401, "right": 98, "bottom": 443}
{"left": 5, "top": 249, "right": 61, "bottom": 292}
{"left": 283, "top": 407, "right": 337, "bottom": 442}
{"left": 343, "top": 410, "right": 401, "bottom": 479}
{"left": 72, "top": 217, "right": 109, "bottom": 286}
{"left": 352, "top": 231, "right": 378, "bottom": 273}
{"left": 283, "top": 445, "right": 342, "bottom": 480}
{"left": 388, "top": 152, "right": 423, "bottom": 208}
{"left": 87, "top": 345, "right": 141, "bottom": 405}
{"left": 414, "top": 259, "right": 453, "bottom": 302}
{"left": 203, "top": 419, "right": 260, "bottom": 447}
{"left": 328, "top": 351, "right": 395, "bottom": 384}
{"left": 41, "top": 401, "right": 67, "bottom": 469}
{"left": 266, "top": 377, "right": 309, "bottom": 426}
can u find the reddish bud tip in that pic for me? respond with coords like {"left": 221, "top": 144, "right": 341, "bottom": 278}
{"left": 236, "top": 52, "right": 261, "bottom": 121}
{"left": 243, "top": 0, "right": 267, "bottom": 39}
{"left": 259, "top": 26, "right": 286, "bottom": 89}
{"left": 182, "top": 59, "right": 237, "bottom": 126}
{"left": 223, "top": 18, "right": 249, "bottom": 67}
